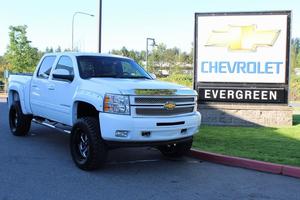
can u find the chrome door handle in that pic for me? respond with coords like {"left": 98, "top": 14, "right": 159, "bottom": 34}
{"left": 32, "top": 85, "right": 38, "bottom": 88}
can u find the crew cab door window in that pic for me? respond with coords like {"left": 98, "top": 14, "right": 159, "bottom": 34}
{"left": 54, "top": 56, "right": 74, "bottom": 76}
{"left": 37, "top": 56, "right": 56, "bottom": 79}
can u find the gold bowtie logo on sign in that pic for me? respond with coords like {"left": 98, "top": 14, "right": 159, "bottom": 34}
{"left": 205, "top": 25, "right": 281, "bottom": 52}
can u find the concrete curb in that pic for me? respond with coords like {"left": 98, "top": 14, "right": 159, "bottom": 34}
{"left": 0, "top": 96, "right": 7, "bottom": 101}
{"left": 190, "top": 149, "right": 300, "bottom": 179}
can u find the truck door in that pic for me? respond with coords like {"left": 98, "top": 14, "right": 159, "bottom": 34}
{"left": 47, "top": 56, "right": 77, "bottom": 125}
{"left": 30, "top": 56, "right": 57, "bottom": 118}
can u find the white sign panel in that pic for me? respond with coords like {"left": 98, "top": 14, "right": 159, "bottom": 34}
{"left": 196, "top": 14, "right": 288, "bottom": 83}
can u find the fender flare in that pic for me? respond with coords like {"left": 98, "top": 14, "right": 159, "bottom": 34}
{"left": 8, "top": 85, "right": 28, "bottom": 114}
{"left": 72, "top": 93, "right": 103, "bottom": 124}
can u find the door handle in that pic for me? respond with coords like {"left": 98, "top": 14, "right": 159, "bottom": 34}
{"left": 48, "top": 84, "right": 55, "bottom": 90}
{"left": 32, "top": 85, "right": 38, "bottom": 88}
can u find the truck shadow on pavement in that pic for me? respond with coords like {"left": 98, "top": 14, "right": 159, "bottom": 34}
{"left": 31, "top": 123, "right": 201, "bottom": 166}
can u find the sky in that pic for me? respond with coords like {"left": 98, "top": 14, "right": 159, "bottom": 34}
{"left": 1, "top": 0, "right": 300, "bottom": 55}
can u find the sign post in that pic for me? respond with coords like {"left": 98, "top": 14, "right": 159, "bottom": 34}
{"left": 4, "top": 70, "right": 9, "bottom": 79}
{"left": 194, "top": 11, "right": 292, "bottom": 126}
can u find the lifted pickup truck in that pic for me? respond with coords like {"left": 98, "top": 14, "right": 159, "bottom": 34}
{"left": 8, "top": 53, "right": 201, "bottom": 170}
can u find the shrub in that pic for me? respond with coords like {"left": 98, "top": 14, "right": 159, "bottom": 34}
{"left": 159, "top": 74, "right": 193, "bottom": 88}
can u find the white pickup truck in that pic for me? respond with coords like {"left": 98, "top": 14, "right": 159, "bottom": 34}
{"left": 8, "top": 52, "right": 201, "bottom": 170}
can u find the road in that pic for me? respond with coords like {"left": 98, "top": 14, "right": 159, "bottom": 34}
{"left": 0, "top": 100, "right": 300, "bottom": 200}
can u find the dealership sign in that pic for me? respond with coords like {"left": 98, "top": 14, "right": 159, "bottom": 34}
{"left": 194, "top": 11, "right": 291, "bottom": 104}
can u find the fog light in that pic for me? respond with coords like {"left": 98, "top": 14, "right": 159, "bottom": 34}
{"left": 115, "top": 130, "right": 129, "bottom": 137}
{"left": 181, "top": 128, "right": 187, "bottom": 134}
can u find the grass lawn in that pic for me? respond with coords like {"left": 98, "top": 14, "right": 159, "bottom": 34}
{"left": 193, "top": 115, "right": 300, "bottom": 167}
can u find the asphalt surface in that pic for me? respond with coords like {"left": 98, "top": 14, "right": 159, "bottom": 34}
{"left": 0, "top": 100, "right": 300, "bottom": 200}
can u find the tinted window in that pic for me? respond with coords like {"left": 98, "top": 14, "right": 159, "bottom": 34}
{"left": 55, "top": 56, "right": 74, "bottom": 75}
{"left": 37, "top": 56, "right": 56, "bottom": 79}
{"left": 76, "top": 56, "right": 151, "bottom": 79}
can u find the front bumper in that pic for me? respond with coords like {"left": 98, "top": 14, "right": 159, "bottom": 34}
{"left": 99, "top": 111, "right": 201, "bottom": 142}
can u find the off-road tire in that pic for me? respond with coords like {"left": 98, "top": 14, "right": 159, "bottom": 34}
{"left": 9, "top": 101, "right": 32, "bottom": 136}
{"left": 70, "top": 117, "right": 107, "bottom": 170}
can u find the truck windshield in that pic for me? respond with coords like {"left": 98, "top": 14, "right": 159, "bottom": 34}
{"left": 76, "top": 56, "right": 152, "bottom": 79}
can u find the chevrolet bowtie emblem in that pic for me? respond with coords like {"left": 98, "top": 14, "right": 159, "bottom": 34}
{"left": 164, "top": 102, "right": 176, "bottom": 110}
{"left": 205, "top": 25, "right": 280, "bottom": 52}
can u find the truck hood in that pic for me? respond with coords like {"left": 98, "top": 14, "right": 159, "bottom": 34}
{"left": 87, "top": 78, "right": 197, "bottom": 96}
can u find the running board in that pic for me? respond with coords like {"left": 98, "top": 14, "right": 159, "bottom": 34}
{"left": 32, "top": 118, "right": 71, "bottom": 134}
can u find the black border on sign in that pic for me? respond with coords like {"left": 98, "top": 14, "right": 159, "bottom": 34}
{"left": 193, "top": 10, "right": 292, "bottom": 105}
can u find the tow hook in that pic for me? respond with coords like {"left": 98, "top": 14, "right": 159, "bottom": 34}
{"left": 141, "top": 131, "right": 151, "bottom": 137}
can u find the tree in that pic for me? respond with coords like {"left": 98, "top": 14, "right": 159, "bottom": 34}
{"left": 111, "top": 47, "right": 145, "bottom": 65}
{"left": 45, "top": 47, "right": 54, "bottom": 53}
{"left": 55, "top": 46, "right": 62, "bottom": 52}
{"left": 291, "top": 38, "right": 300, "bottom": 69}
{"left": 150, "top": 43, "right": 167, "bottom": 68}
{"left": 4, "top": 25, "right": 39, "bottom": 73}
{"left": 108, "top": 43, "right": 192, "bottom": 74}
{"left": 292, "top": 38, "right": 300, "bottom": 55}
{"left": 64, "top": 48, "right": 72, "bottom": 52}
{"left": 0, "top": 56, "right": 7, "bottom": 79}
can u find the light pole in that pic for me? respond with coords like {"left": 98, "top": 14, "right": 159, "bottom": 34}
{"left": 72, "top": 11, "right": 94, "bottom": 51}
{"left": 98, "top": 0, "right": 102, "bottom": 53}
{"left": 146, "top": 38, "right": 156, "bottom": 71}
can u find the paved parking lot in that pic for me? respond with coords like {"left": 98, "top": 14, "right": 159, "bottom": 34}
{"left": 1, "top": 100, "right": 300, "bottom": 200}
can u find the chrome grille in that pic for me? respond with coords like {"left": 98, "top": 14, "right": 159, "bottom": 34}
{"left": 135, "top": 106, "right": 194, "bottom": 116}
{"left": 133, "top": 96, "right": 196, "bottom": 116}
{"left": 135, "top": 97, "right": 195, "bottom": 104}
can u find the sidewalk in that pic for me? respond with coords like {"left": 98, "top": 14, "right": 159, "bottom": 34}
{"left": 0, "top": 93, "right": 7, "bottom": 102}
{"left": 0, "top": 93, "right": 7, "bottom": 98}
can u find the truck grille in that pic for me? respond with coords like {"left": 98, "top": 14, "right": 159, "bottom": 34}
{"left": 136, "top": 106, "right": 194, "bottom": 116}
{"left": 133, "top": 96, "right": 196, "bottom": 116}
{"left": 135, "top": 97, "right": 195, "bottom": 104}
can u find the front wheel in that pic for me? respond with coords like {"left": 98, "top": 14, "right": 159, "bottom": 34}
{"left": 70, "top": 117, "right": 107, "bottom": 170}
{"left": 158, "top": 138, "right": 193, "bottom": 158}
{"left": 9, "top": 101, "right": 32, "bottom": 136}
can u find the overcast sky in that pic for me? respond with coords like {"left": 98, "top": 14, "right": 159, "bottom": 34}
{"left": 0, "top": 0, "right": 300, "bottom": 55}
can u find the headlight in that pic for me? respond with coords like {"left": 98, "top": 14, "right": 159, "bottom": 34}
{"left": 194, "top": 96, "right": 198, "bottom": 111}
{"left": 104, "top": 94, "right": 130, "bottom": 115}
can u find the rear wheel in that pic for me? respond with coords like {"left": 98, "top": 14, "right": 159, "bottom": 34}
{"left": 70, "top": 117, "right": 107, "bottom": 170}
{"left": 9, "top": 101, "right": 32, "bottom": 136}
{"left": 158, "top": 138, "right": 193, "bottom": 158}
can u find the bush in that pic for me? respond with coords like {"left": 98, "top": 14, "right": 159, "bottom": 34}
{"left": 159, "top": 74, "right": 193, "bottom": 88}
{"left": 290, "top": 74, "right": 300, "bottom": 101}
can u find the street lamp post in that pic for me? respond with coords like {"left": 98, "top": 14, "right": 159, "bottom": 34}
{"left": 72, "top": 11, "right": 94, "bottom": 51}
{"left": 146, "top": 38, "right": 156, "bottom": 71}
{"left": 98, "top": 0, "right": 102, "bottom": 53}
